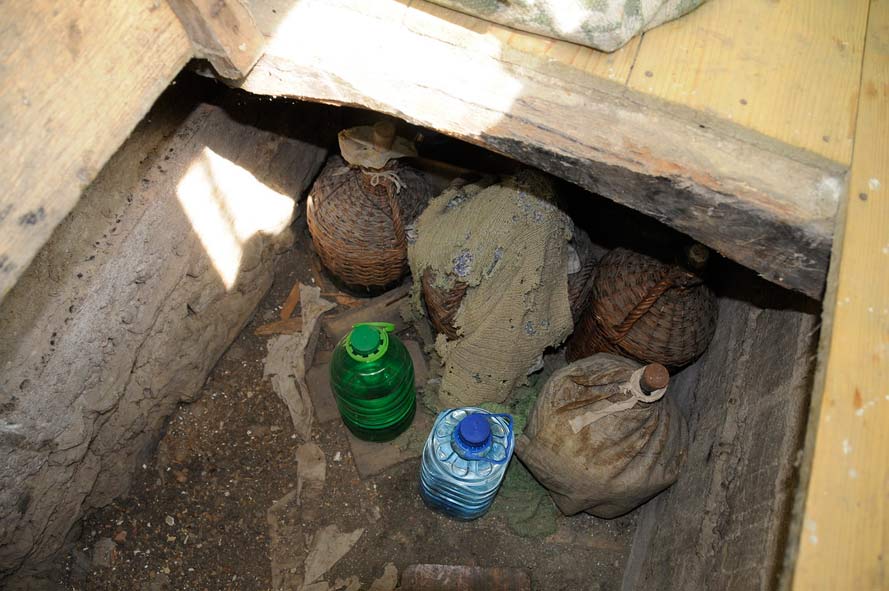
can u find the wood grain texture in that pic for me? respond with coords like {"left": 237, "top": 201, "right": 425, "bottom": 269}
{"left": 243, "top": 0, "right": 845, "bottom": 299}
{"left": 622, "top": 280, "right": 818, "bottom": 591}
{"left": 629, "top": 0, "right": 869, "bottom": 166}
{"left": 790, "top": 1, "right": 889, "bottom": 588}
{"left": 167, "top": 0, "right": 264, "bottom": 78}
{"left": 0, "top": 0, "right": 192, "bottom": 302}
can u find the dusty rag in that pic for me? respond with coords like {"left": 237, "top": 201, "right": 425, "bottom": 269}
{"left": 408, "top": 171, "right": 574, "bottom": 406}
{"left": 427, "top": 0, "right": 706, "bottom": 52}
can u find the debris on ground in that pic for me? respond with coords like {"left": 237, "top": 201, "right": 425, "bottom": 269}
{"left": 296, "top": 443, "right": 327, "bottom": 504}
{"left": 60, "top": 222, "right": 637, "bottom": 591}
{"left": 368, "top": 562, "right": 398, "bottom": 591}
{"left": 262, "top": 284, "right": 335, "bottom": 439}
{"left": 321, "top": 283, "right": 411, "bottom": 342}
{"left": 90, "top": 538, "right": 117, "bottom": 569}
{"left": 255, "top": 316, "right": 304, "bottom": 336}
{"left": 280, "top": 282, "right": 302, "bottom": 320}
{"left": 303, "top": 525, "right": 365, "bottom": 587}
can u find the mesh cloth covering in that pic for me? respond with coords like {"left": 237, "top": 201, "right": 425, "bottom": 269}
{"left": 408, "top": 171, "right": 574, "bottom": 406}
{"left": 307, "top": 156, "right": 434, "bottom": 290}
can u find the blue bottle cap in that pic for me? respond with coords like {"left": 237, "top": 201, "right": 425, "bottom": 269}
{"left": 457, "top": 413, "right": 491, "bottom": 448}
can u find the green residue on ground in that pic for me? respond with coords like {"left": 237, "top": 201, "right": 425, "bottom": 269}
{"left": 491, "top": 460, "right": 560, "bottom": 538}
{"left": 484, "top": 365, "right": 560, "bottom": 538}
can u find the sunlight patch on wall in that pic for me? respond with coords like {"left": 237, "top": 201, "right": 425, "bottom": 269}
{"left": 176, "top": 148, "right": 295, "bottom": 289}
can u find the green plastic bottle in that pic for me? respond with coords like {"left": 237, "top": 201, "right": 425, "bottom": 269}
{"left": 330, "top": 322, "right": 416, "bottom": 442}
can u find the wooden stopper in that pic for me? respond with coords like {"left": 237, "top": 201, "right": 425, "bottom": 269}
{"left": 372, "top": 121, "right": 396, "bottom": 150}
{"left": 640, "top": 363, "right": 670, "bottom": 394}
{"left": 686, "top": 243, "right": 710, "bottom": 270}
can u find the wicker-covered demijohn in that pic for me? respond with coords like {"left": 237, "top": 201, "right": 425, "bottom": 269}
{"left": 566, "top": 246, "right": 717, "bottom": 368}
{"left": 306, "top": 123, "right": 434, "bottom": 291}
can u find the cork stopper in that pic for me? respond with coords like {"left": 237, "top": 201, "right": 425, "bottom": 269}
{"left": 372, "top": 121, "right": 396, "bottom": 151}
{"left": 640, "top": 363, "right": 670, "bottom": 395}
{"left": 686, "top": 243, "right": 710, "bottom": 270}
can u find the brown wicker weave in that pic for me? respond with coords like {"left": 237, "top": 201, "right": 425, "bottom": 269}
{"left": 566, "top": 226, "right": 598, "bottom": 322}
{"left": 306, "top": 156, "right": 434, "bottom": 290}
{"left": 420, "top": 269, "right": 468, "bottom": 340}
{"left": 566, "top": 247, "right": 717, "bottom": 368}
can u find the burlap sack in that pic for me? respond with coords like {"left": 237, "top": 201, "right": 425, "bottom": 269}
{"left": 517, "top": 353, "right": 687, "bottom": 518}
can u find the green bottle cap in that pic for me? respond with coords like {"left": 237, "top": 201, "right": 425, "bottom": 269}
{"left": 351, "top": 324, "right": 381, "bottom": 354}
{"left": 345, "top": 322, "right": 395, "bottom": 362}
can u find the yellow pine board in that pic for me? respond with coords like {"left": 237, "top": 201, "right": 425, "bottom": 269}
{"left": 407, "top": 0, "right": 640, "bottom": 83}
{"left": 0, "top": 0, "right": 192, "bottom": 301}
{"left": 628, "top": 0, "right": 869, "bottom": 165}
{"left": 791, "top": 1, "right": 889, "bottom": 588}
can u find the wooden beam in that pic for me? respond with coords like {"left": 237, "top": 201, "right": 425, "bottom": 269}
{"left": 166, "top": 0, "right": 264, "bottom": 79}
{"left": 0, "top": 0, "right": 193, "bottom": 303}
{"left": 787, "top": 1, "right": 889, "bottom": 588}
{"left": 241, "top": 0, "right": 845, "bottom": 299}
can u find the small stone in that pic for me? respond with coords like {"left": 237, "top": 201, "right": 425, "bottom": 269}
{"left": 91, "top": 537, "right": 117, "bottom": 568}
{"left": 333, "top": 451, "right": 342, "bottom": 462}
{"left": 173, "top": 469, "right": 188, "bottom": 483}
{"left": 165, "top": 515, "right": 175, "bottom": 527}
{"left": 146, "top": 572, "right": 171, "bottom": 591}
{"left": 250, "top": 424, "right": 271, "bottom": 438}
{"left": 113, "top": 530, "right": 127, "bottom": 544}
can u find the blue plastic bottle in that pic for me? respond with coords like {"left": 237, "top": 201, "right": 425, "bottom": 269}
{"left": 419, "top": 407, "right": 514, "bottom": 520}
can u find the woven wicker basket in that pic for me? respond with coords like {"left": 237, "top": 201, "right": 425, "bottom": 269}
{"left": 566, "top": 247, "right": 717, "bottom": 368}
{"left": 566, "top": 226, "right": 598, "bottom": 322}
{"left": 306, "top": 156, "right": 433, "bottom": 290}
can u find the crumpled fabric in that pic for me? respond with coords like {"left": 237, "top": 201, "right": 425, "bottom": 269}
{"left": 408, "top": 171, "right": 574, "bottom": 406}
{"left": 427, "top": 0, "right": 706, "bottom": 52}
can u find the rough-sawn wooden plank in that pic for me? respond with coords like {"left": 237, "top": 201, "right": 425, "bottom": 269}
{"left": 788, "top": 0, "right": 889, "bottom": 587}
{"left": 0, "top": 0, "right": 193, "bottom": 302}
{"left": 241, "top": 0, "right": 846, "bottom": 299}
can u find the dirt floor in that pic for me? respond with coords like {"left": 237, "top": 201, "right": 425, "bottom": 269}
{"left": 58, "top": 213, "right": 637, "bottom": 591}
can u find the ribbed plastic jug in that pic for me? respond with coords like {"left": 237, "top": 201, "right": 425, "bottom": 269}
{"left": 419, "top": 407, "right": 514, "bottom": 520}
{"left": 330, "top": 322, "right": 416, "bottom": 442}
